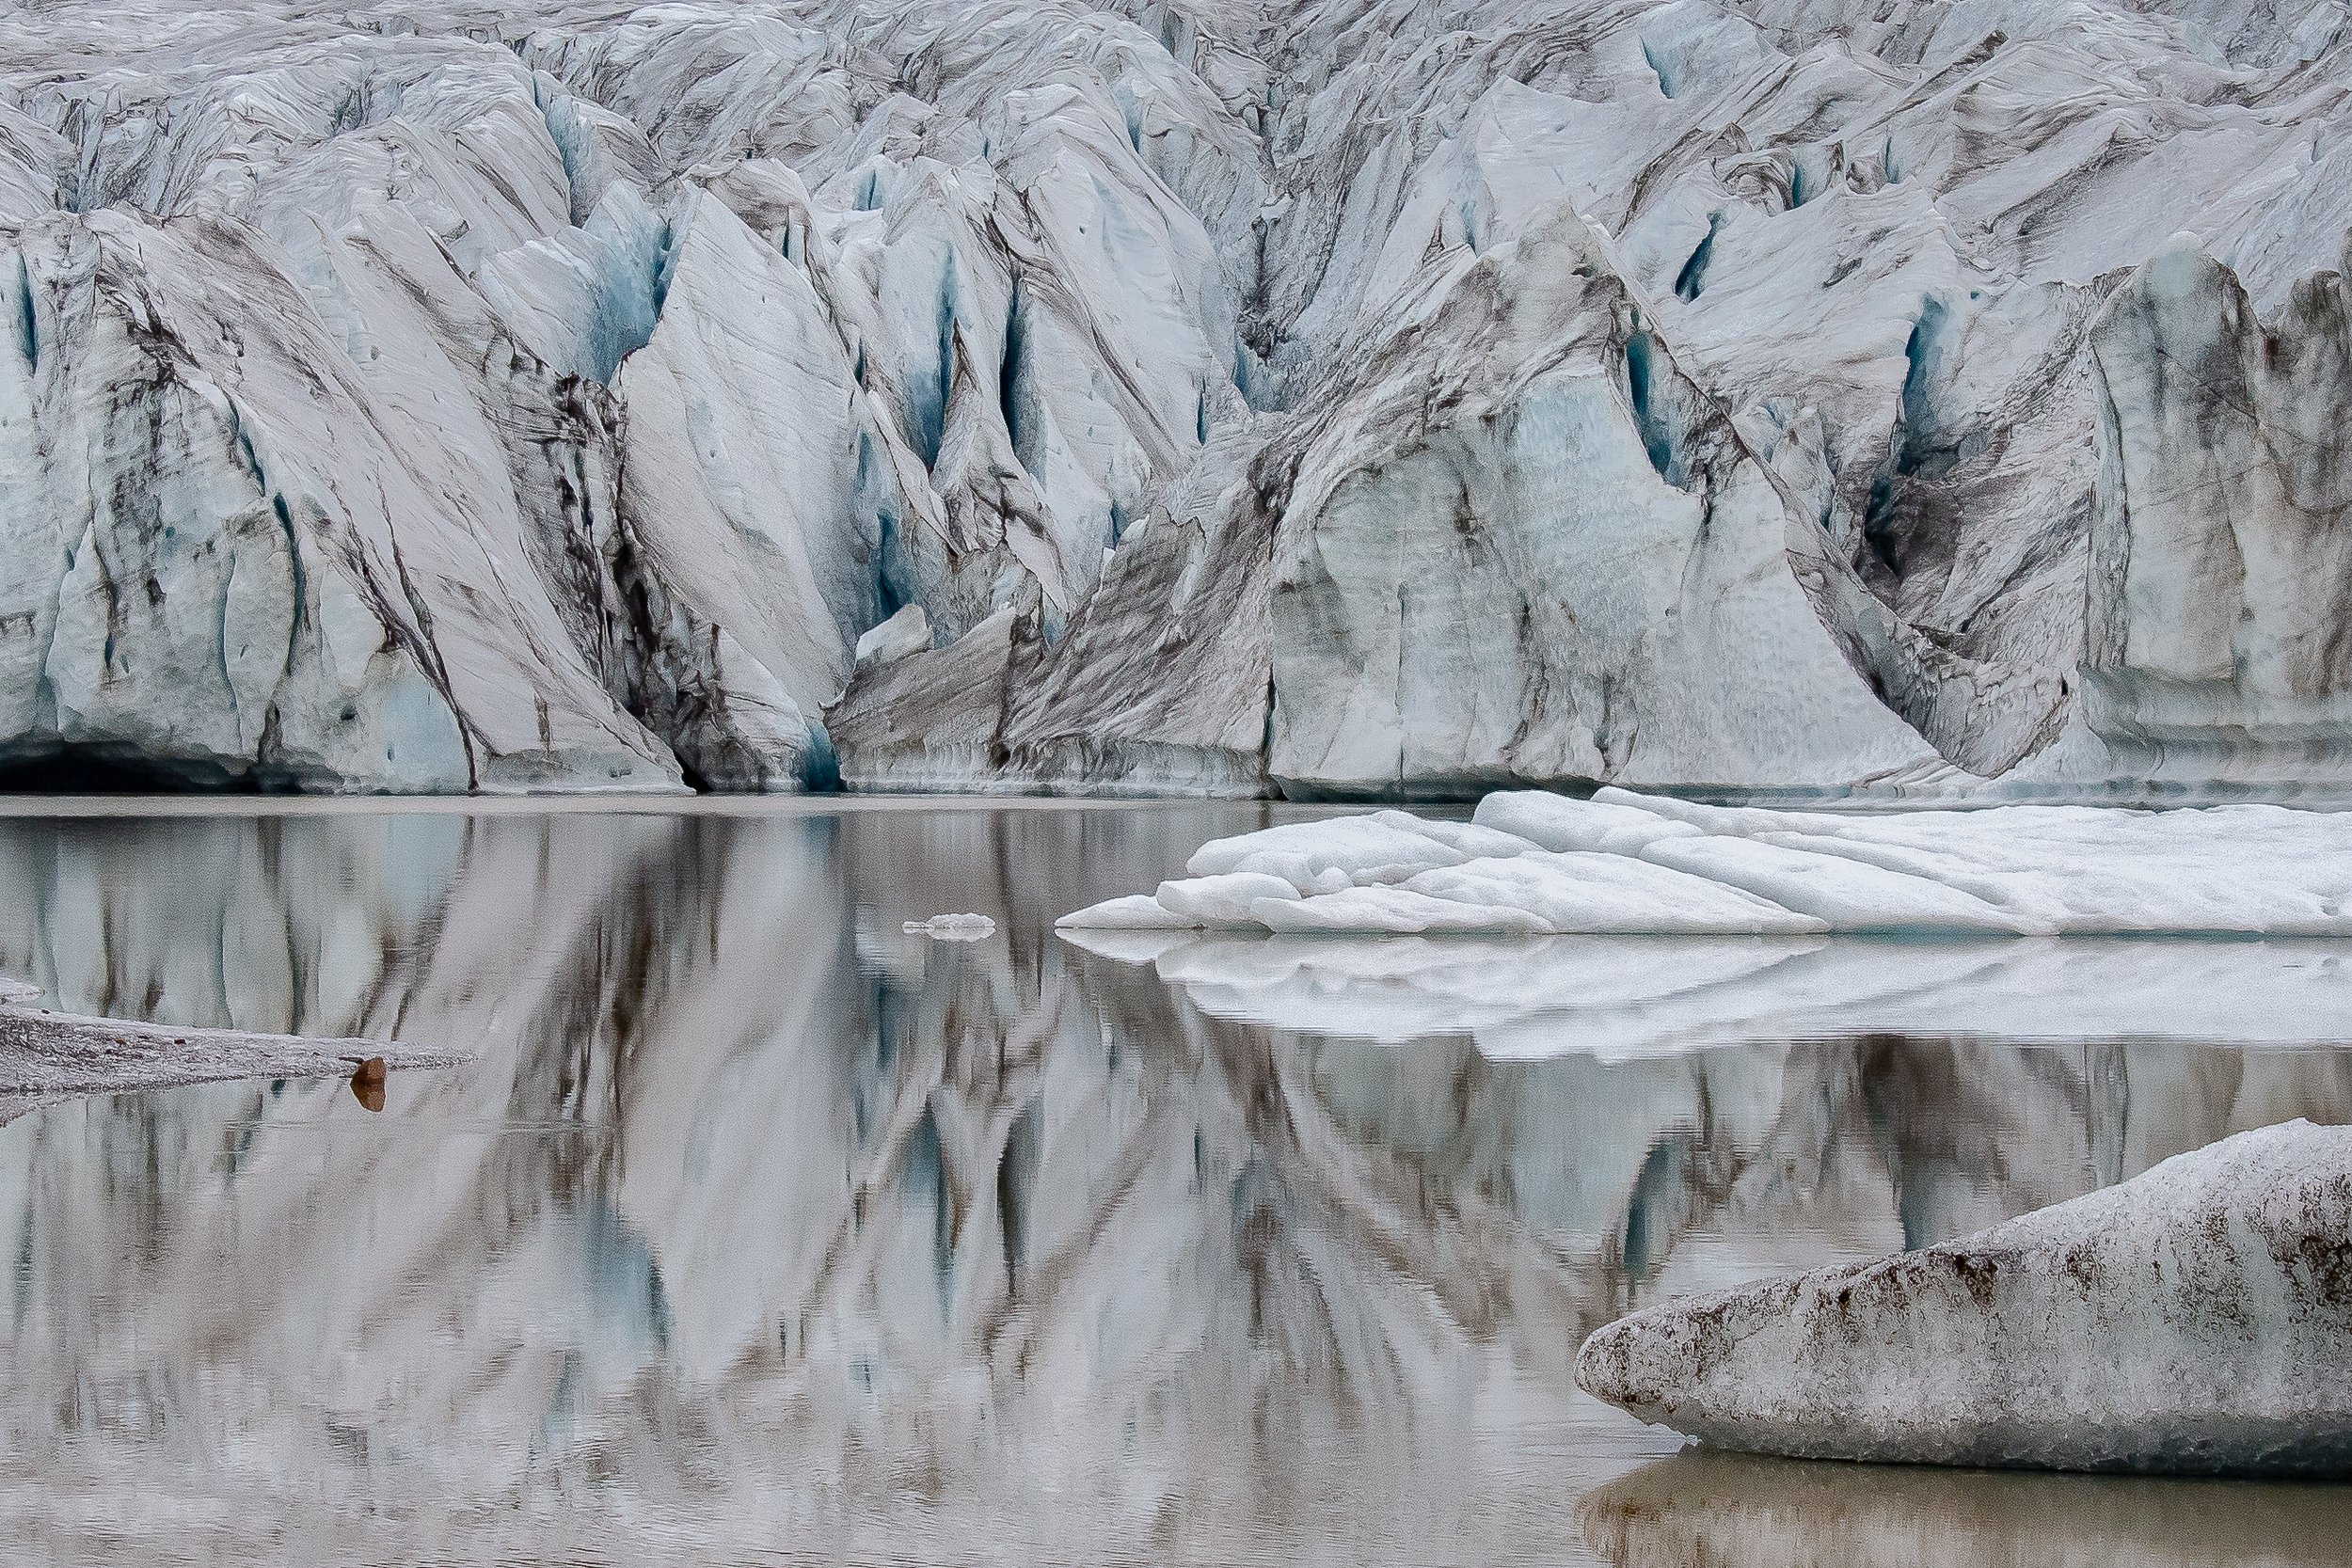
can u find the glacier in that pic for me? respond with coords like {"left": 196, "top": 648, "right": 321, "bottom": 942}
{"left": 1575, "top": 1118, "right": 2352, "bottom": 1476}
{"left": 6, "top": 1, "right": 2352, "bottom": 793}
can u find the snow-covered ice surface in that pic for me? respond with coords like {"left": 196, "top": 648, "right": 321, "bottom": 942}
{"left": 0, "top": 984, "right": 461, "bottom": 1118}
{"left": 8, "top": 2, "right": 2352, "bottom": 796}
{"left": 1575, "top": 1119, "right": 2352, "bottom": 1476}
{"left": 1061, "top": 788, "right": 2352, "bottom": 937}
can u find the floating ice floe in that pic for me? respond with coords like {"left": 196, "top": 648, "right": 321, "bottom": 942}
{"left": 903, "top": 914, "right": 997, "bottom": 942}
{"left": 0, "top": 980, "right": 465, "bottom": 1117}
{"left": 1057, "top": 789, "right": 2352, "bottom": 938}
{"left": 1575, "top": 1119, "right": 2352, "bottom": 1476}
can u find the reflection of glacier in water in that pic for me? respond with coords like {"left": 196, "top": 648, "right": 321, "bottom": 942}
{"left": 0, "top": 805, "right": 2347, "bottom": 1563}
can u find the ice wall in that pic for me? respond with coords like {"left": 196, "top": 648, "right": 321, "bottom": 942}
{"left": 6, "top": 1, "right": 2352, "bottom": 793}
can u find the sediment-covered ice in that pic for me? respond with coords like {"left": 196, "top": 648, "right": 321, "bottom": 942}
{"left": 1059, "top": 789, "right": 2352, "bottom": 938}
{"left": 1573, "top": 1119, "right": 2352, "bottom": 1475}
{"left": 0, "top": 982, "right": 462, "bottom": 1116}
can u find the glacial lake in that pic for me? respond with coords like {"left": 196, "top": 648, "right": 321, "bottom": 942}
{"left": 1, "top": 800, "right": 2348, "bottom": 1565}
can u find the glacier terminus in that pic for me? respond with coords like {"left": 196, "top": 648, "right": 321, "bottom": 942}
{"left": 8, "top": 0, "right": 2352, "bottom": 798}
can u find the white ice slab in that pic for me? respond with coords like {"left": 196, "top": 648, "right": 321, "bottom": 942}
{"left": 1060, "top": 790, "right": 2352, "bottom": 939}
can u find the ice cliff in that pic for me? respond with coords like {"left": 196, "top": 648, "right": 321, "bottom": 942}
{"left": 7, "top": 0, "right": 2352, "bottom": 793}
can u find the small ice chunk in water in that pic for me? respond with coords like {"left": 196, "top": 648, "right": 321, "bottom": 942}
{"left": 903, "top": 913, "right": 996, "bottom": 942}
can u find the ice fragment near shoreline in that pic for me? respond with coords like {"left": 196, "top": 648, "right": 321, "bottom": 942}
{"left": 0, "top": 980, "right": 463, "bottom": 1112}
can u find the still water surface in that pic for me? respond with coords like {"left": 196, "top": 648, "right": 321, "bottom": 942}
{"left": 0, "top": 803, "right": 2347, "bottom": 1565}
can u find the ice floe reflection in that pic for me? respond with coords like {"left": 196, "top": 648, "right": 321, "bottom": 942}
{"left": 1067, "top": 929, "right": 2352, "bottom": 1053}
{"left": 1581, "top": 1450, "right": 2352, "bottom": 1567}
{"left": 0, "top": 804, "right": 2345, "bottom": 1563}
